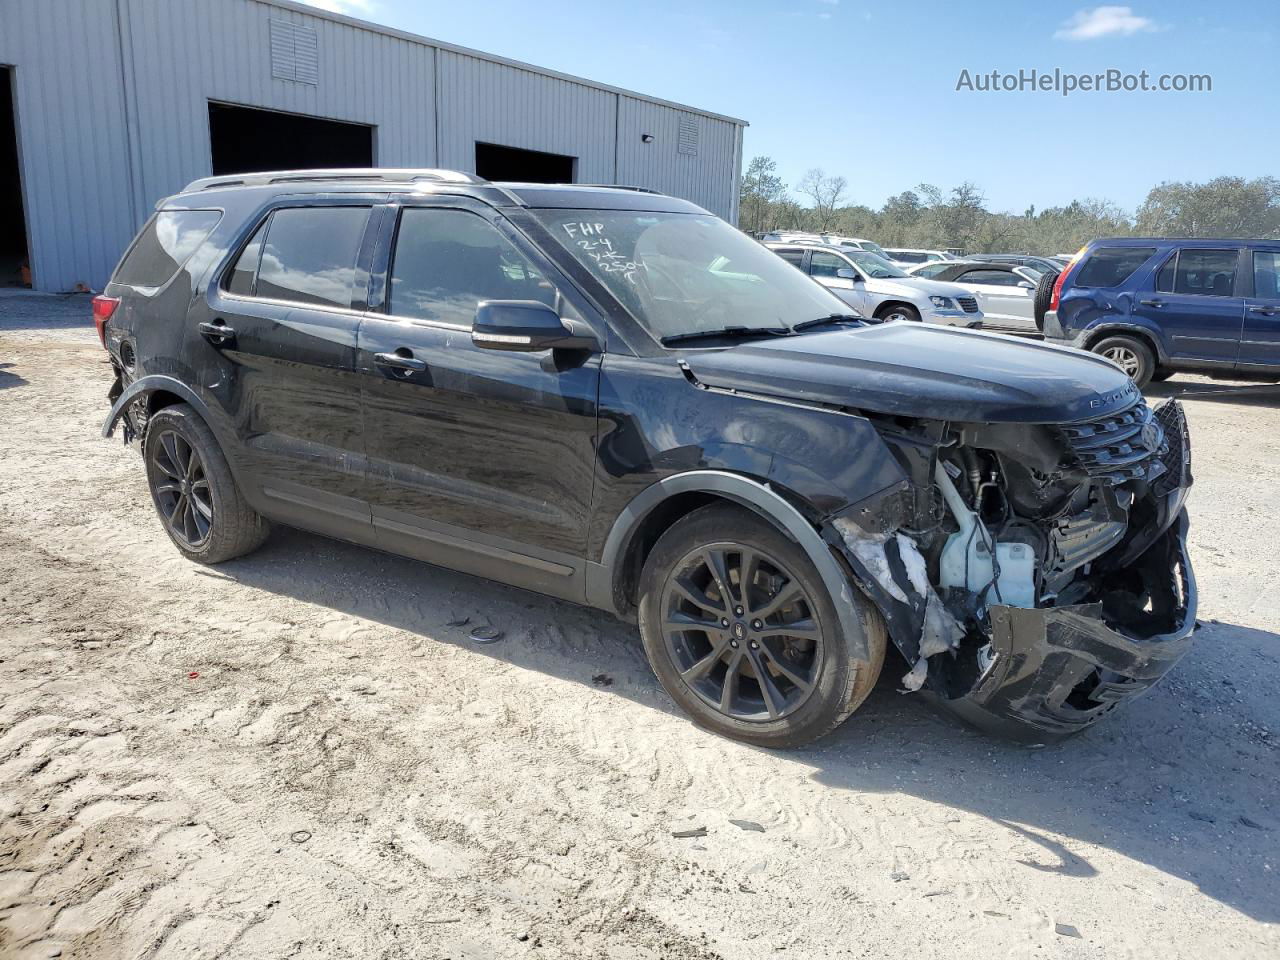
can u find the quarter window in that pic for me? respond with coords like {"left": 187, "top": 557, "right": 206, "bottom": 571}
{"left": 1253, "top": 251, "right": 1280, "bottom": 300}
{"left": 1074, "top": 246, "right": 1157, "bottom": 289}
{"left": 389, "top": 208, "right": 557, "bottom": 325}
{"left": 114, "top": 210, "right": 222, "bottom": 288}
{"left": 251, "top": 206, "right": 371, "bottom": 308}
{"left": 226, "top": 220, "right": 266, "bottom": 297}
{"left": 1170, "top": 249, "right": 1237, "bottom": 297}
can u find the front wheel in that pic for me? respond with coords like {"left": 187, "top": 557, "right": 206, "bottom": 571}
{"left": 1092, "top": 335, "right": 1156, "bottom": 388}
{"left": 875, "top": 303, "right": 921, "bottom": 324}
{"left": 638, "top": 504, "right": 886, "bottom": 748}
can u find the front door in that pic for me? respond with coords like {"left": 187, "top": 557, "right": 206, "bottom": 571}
{"left": 356, "top": 201, "right": 602, "bottom": 600}
{"left": 808, "top": 250, "right": 867, "bottom": 314}
{"left": 199, "top": 200, "right": 379, "bottom": 539}
{"left": 1241, "top": 247, "right": 1280, "bottom": 369}
{"left": 1134, "top": 247, "right": 1244, "bottom": 366}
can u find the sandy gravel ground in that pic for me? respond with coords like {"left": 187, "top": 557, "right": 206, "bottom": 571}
{"left": 1, "top": 292, "right": 1277, "bottom": 960}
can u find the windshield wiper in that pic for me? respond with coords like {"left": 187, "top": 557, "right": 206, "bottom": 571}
{"left": 660, "top": 325, "right": 792, "bottom": 346}
{"left": 791, "top": 313, "right": 865, "bottom": 332}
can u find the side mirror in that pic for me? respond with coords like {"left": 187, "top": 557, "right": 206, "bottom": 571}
{"left": 836, "top": 267, "right": 861, "bottom": 281}
{"left": 472, "top": 300, "right": 597, "bottom": 352}
{"left": 1017, "top": 280, "right": 1035, "bottom": 290}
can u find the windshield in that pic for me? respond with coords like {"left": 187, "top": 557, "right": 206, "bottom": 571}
{"left": 845, "top": 250, "right": 908, "bottom": 279}
{"left": 533, "top": 210, "right": 854, "bottom": 341}
{"left": 857, "top": 240, "right": 889, "bottom": 258}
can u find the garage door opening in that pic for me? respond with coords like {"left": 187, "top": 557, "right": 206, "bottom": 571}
{"left": 1, "top": 67, "right": 29, "bottom": 287}
{"left": 208, "top": 101, "right": 374, "bottom": 176}
{"left": 475, "top": 143, "right": 575, "bottom": 184}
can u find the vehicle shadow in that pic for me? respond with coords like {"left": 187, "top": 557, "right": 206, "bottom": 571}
{"left": 216, "top": 526, "right": 1280, "bottom": 923}
{"left": 1147, "top": 379, "right": 1280, "bottom": 407}
{"left": 0, "top": 362, "right": 28, "bottom": 389}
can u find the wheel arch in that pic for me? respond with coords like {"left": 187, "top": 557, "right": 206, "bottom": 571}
{"left": 873, "top": 299, "right": 920, "bottom": 321}
{"left": 1082, "top": 323, "right": 1167, "bottom": 364}
{"left": 588, "top": 471, "right": 870, "bottom": 661}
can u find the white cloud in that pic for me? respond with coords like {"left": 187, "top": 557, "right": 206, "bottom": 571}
{"left": 1055, "top": 6, "right": 1159, "bottom": 40}
{"left": 296, "top": 0, "right": 377, "bottom": 16}
{"left": 816, "top": 0, "right": 840, "bottom": 5}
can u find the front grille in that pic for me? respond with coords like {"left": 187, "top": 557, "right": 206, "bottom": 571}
{"left": 1060, "top": 399, "right": 1166, "bottom": 485}
{"left": 958, "top": 296, "right": 979, "bottom": 313}
{"left": 1152, "top": 398, "right": 1192, "bottom": 495}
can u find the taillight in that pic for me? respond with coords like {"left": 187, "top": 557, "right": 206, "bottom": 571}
{"left": 1049, "top": 246, "right": 1087, "bottom": 312}
{"left": 91, "top": 295, "right": 120, "bottom": 348}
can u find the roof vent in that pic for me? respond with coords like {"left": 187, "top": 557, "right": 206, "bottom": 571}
{"left": 270, "top": 20, "right": 319, "bottom": 85}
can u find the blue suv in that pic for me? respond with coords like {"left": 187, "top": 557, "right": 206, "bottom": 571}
{"left": 1042, "top": 237, "right": 1280, "bottom": 388}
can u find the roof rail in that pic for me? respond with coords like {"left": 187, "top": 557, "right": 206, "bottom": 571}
{"left": 183, "top": 168, "right": 487, "bottom": 192}
{"left": 570, "top": 183, "right": 661, "bottom": 194}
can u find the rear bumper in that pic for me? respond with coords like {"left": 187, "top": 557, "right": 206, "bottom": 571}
{"left": 934, "top": 509, "right": 1197, "bottom": 741}
{"left": 1040, "top": 309, "right": 1083, "bottom": 346}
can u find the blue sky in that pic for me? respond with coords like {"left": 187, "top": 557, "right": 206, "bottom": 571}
{"left": 302, "top": 1, "right": 1275, "bottom": 215}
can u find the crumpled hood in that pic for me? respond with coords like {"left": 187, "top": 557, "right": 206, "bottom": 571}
{"left": 681, "top": 323, "right": 1139, "bottom": 424}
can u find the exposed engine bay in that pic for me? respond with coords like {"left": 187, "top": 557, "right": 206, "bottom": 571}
{"left": 830, "top": 394, "right": 1196, "bottom": 738}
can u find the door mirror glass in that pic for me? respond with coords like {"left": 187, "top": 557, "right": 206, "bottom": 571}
{"left": 473, "top": 300, "right": 597, "bottom": 352}
{"left": 1017, "top": 280, "right": 1035, "bottom": 290}
{"left": 835, "top": 267, "right": 859, "bottom": 281}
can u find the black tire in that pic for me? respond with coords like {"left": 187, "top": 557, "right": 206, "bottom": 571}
{"left": 143, "top": 404, "right": 269, "bottom": 564}
{"left": 1091, "top": 335, "right": 1156, "bottom": 388}
{"left": 1151, "top": 368, "right": 1175, "bottom": 382}
{"left": 875, "top": 302, "right": 921, "bottom": 324}
{"left": 1033, "top": 270, "right": 1058, "bottom": 330}
{"left": 637, "top": 504, "right": 887, "bottom": 748}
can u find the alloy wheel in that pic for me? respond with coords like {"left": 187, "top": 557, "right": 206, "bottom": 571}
{"left": 1102, "top": 345, "right": 1142, "bottom": 378}
{"left": 660, "top": 544, "right": 825, "bottom": 722}
{"left": 150, "top": 430, "right": 213, "bottom": 548}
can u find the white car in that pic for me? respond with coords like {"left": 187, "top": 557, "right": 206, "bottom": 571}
{"left": 884, "top": 248, "right": 959, "bottom": 266}
{"left": 760, "top": 231, "right": 890, "bottom": 260}
{"left": 766, "top": 242, "right": 983, "bottom": 327}
{"left": 905, "top": 260, "right": 1043, "bottom": 330}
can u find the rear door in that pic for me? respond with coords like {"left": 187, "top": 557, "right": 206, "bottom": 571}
{"left": 199, "top": 199, "right": 380, "bottom": 538}
{"left": 1133, "top": 247, "right": 1244, "bottom": 366}
{"left": 356, "top": 198, "right": 603, "bottom": 599}
{"left": 1241, "top": 246, "right": 1280, "bottom": 368}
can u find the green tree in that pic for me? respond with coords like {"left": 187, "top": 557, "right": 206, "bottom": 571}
{"left": 739, "top": 155, "right": 787, "bottom": 235}
{"left": 1136, "top": 176, "right": 1280, "bottom": 237}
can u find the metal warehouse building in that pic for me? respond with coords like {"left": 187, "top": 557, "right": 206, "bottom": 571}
{"left": 0, "top": 0, "right": 746, "bottom": 293}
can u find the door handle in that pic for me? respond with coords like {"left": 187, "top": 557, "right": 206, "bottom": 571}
{"left": 374, "top": 350, "right": 428, "bottom": 374}
{"left": 198, "top": 320, "right": 235, "bottom": 344}
{"left": 1138, "top": 298, "right": 1165, "bottom": 308}
{"left": 1249, "top": 305, "right": 1279, "bottom": 316}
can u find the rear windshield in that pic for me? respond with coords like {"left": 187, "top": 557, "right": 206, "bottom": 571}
{"left": 1073, "top": 246, "right": 1157, "bottom": 289}
{"left": 114, "top": 210, "right": 221, "bottom": 288}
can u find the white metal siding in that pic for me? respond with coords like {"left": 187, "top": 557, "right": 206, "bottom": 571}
{"left": 2, "top": 0, "right": 743, "bottom": 292}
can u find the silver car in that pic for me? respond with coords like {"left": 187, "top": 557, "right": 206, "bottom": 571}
{"left": 767, "top": 242, "right": 984, "bottom": 327}
{"left": 905, "top": 260, "right": 1043, "bottom": 331}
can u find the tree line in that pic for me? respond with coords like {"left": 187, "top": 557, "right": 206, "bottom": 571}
{"left": 739, "top": 157, "right": 1280, "bottom": 255}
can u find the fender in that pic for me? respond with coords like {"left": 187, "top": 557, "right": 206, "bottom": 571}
{"left": 101, "top": 374, "right": 218, "bottom": 440}
{"left": 587, "top": 470, "right": 871, "bottom": 661}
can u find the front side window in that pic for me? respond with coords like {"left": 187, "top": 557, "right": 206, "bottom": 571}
{"left": 1074, "top": 246, "right": 1156, "bottom": 289}
{"left": 389, "top": 208, "right": 558, "bottom": 325}
{"left": 533, "top": 209, "right": 852, "bottom": 340}
{"left": 1253, "top": 251, "right": 1280, "bottom": 300}
{"left": 114, "top": 209, "right": 222, "bottom": 288}
{"left": 809, "top": 252, "right": 848, "bottom": 278}
{"left": 1171, "top": 249, "right": 1238, "bottom": 297}
{"left": 251, "top": 206, "right": 371, "bottom": 308}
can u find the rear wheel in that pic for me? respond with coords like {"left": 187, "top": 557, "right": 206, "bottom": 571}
{"left": 638, "top": 504, "right": 886, "bottom": 748}
{"left": 1092, "top": 335, "right": 1156, "bottom": 388}
{"left": 876, "top": 302, "right": 920, "bottom": 324}
{"left": 144, "top": 404, "right": 269, "bottom": 563}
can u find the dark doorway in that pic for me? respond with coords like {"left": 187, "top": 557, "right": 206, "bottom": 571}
{"left": 1, "top": 67, "right": 29, "bottom": 287}
{"left": 208, "top": 101, "right": 374, "bottom": 176}
{"left": 475, "top": 143, "right": 575, "bottom": 184}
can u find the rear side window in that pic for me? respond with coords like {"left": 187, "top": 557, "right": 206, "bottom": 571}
{"left": 775, "top": 249, "right": 805, "bottom": 269}
{"left": 959, "top": 269, "right": 1019, "bottom": 286}
{"left": 1167, "top": 249, "right": 1238, "bottom": 297}
{"left": 114, "top": 210, "right": 221, "bottom": 288}
{"left": 1073, "top": 246, "right": 1156, "bottom": 289}
{"left": 250, "top": 206, "right": 371, "bottom": 308}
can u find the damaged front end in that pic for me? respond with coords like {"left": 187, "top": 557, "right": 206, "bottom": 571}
{"left": 827, "top": 395, "right": 1196, "bottom": 740}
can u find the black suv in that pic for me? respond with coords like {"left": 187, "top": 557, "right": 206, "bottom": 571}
{"left": 99, "top": 169, "right": 1197, "bottom": 746}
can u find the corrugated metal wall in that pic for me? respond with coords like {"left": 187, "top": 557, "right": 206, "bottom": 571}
{"left": 2, "top": 0, "right": 743, "bottom": 292}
